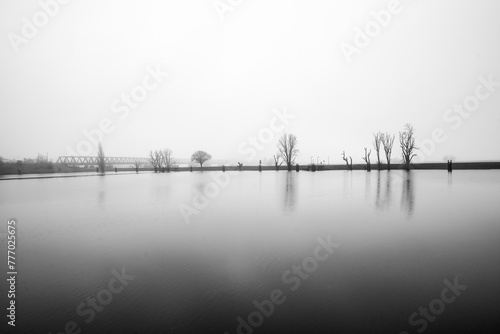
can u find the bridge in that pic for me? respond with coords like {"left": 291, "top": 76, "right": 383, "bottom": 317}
{"left": 56, "top": 156, "right": 233, "bottom": 166}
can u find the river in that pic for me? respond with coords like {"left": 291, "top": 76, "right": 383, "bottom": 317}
{"left": 1, "top": 170, "right": 499, "bottom": 333}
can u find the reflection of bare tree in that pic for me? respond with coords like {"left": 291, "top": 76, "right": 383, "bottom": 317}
{"left": 375, "top": 172, "right": 393, "bottom": 210}
{"left": 98, "top": 191, "right": 105, "bottom": 207}
{"left": 375, "top": 172, "right": 382, "bottom": 209}
{"left": 386, "top": 172, "right": 393, "bottom": 208}
{"left": 401, "top": 172, "right": 415, "bottom": 217}
{"left": 283, "top": 173, "right": 296, "bottom": 213}
{"left": 343, "top": 170, "right": 352, "bottom": 199}
{"left": 97, "top": 176, "right": 106, "bottom": 208}
{"left": 365, "top": 172, "right": 371, "bottom": 202}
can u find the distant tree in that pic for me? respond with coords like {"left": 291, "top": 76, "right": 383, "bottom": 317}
{"left": 273, "top": 154, "right": 283, "bottom": 171}
{"left": 36, "top": 153, "right": 48, "bottom": 164}
{"left": 131, "top": 161, "right": 141, "bottom": 173}
{"left": 148, "top": 150, "right": 160, "bottom": 171}
{"left": 0, "top": 156, "right": 4, "bottom": 166}
{"left": 341, "top": 151, "right": 352, "bottom": 170}
{"left": 237, "top": 162, "right": 243, "bottom": 171}
{"left": 362, "top": 147, "right": 371, "bottom": 171}
{"left": 35, "top": 153, "right": 52, "bottom": 168}
{"left": 277, "top": 133, "right": 298, "bottom": 170}
{"left": 191, "top": 150, "right": 212, "bottom": 168}
{"left": 97, "top": 142, "right": 106, "bottom": 173}
{"left": 162, "top": 148, "right": 175, "bottom": 171}
{"left": 442, "top": 155, "right": 456, "bottom": 162}
{"left": 148, "top": 151, "right": 156, "bottom": 169}
{"left": 399, "top": 124, "right": 418, "bottom": 171}
{"left": 373, "top": 132, "right": 383, "bottom": 170}
{"left": 382, "top": 133, "right": 395, "bottom": 171}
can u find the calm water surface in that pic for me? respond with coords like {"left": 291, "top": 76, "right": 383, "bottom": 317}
{"left": 1, "top": 170, "right": 499, "bottom": 333}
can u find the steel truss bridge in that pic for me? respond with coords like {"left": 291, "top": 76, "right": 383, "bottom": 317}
{"left": 56, "top": 156, "right": 232, "bottom": 166}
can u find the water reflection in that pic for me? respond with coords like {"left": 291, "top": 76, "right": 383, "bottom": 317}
{"left": 386, "top": 172, "right": 393, "bottom": 209}
{"left": 98, "top": 190, "right": 106, "bottom": 206}
{"left": 283, "top": 172, "right": 296, "bottom": 213}
{"left": 400, "top": 171, "right": 415, "bottom": 217}
{"left": 98, "top": 176, "right": 106, "bottom": 207}
{"left": 375, "top": 171, "right": 393, "bottom": 211}
{"left": 343, "top": 171, "right": 353, "bottom": 199}
{"left": 2, "top": 171, "right": 500, "bottom": 333}
{"left": 365, "top": 172, "right": 371, "bottom": 203}
{"left": 375, "top": 171, "right": 382, "bottom": 210}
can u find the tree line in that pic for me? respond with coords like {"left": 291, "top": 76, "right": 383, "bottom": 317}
{"left": 93, "top": 123, "right": 418, "bottom": 173}
{"left": 342, "top": 123, "right": 418, "bottom": 171}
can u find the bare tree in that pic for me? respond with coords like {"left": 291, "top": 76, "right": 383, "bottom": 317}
{"left": 399, "top": 124, "right": 418, "bottom": 171}
{"left": 15, "top": 160, "right": 23, "bottom": 174}
{"left": 155, "top": 150, "right": 165, "bottom": 171}
{"left": 362, "top": 147, "right": 371, "bottom": 171}
{"left": 131, "top": 161, "right": 141, "bottom": 173}
{"left": 341, "top": 151, "right": 352, "bottom": 170}
{"left": 148, "top": 150, "right": 162, "bottom": 172}
{"left": 373, "top": 132, "right": 383, "bottom": 170}
{"left": 191, "top": 150, "right": 212, "bottom": 168}
{"left": 97, "top": 142, "right": 105, "bottom": 173}
{"left": 273, "top": 154, "right": 283, "bottom": 171}
{"left": 277, "top": 133, "right": 298, "bottom": 170}
{"left": 148, "top": 151, "right": 156, "bottom": 169}
{"left": 382, "top": 133, "right": 395, "bottom": 171}
{"left": 237, "top": 162, "right": 243, "bottom": 171}
{"left": 162, "top": 148, "right": 175, "bottom": 171}
{"left": 36, "top": 153, "right": 49, "bottom": 164}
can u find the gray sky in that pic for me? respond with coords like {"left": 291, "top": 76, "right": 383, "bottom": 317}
{"left": 1, "top": 0, "right": 499, "bottom": 164}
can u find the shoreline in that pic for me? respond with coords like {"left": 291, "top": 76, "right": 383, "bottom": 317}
{"left": 1, "top": 161, "right": 500, "bottom": 180}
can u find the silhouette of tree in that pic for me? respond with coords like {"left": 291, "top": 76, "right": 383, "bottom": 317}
{"left": 399, "top": 124, "right": 419, "bottom": 171}
{"left": 97, "top": 142, "right": 105, "bottom": 173}
{"left": 277, "top": 133, "right": 298, "bottom": 170}
{"left": 148, "top": 150, "right": 162, "bottom": 171}
{"left": 162, "top": 148, "right": 175, "bottom": 171}
{"left": 341, "top": 151, "right": 352, "bottom": 170}
{"left": 362, "top": 147, "right": 371, "bottom": 171}
{"left": 131, "top": 161, "right": 141, "bottom": 173}
{"left": 373, "top": 132, "right": 383, "bottom": 170}
{"left": 382, "top": 133, "right": 395, "bottom": 171}
{"left": 273, "top": 154, "right": 283, "bottom": 171}
{"left": 191, "top": 150, "right": 212, "bottom": 168}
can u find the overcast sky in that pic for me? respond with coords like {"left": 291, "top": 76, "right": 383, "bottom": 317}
{"left": 1, "top": 0, "right": 499, "bottom": 164}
